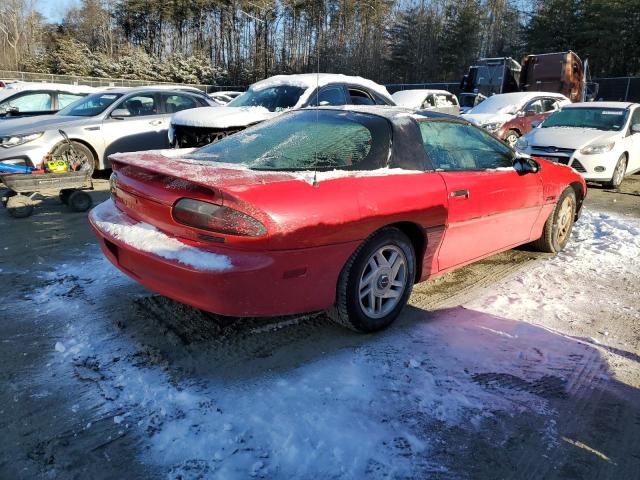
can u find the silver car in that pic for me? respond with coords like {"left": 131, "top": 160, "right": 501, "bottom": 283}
{"left": 0, "top": 87, "right": 213, "bottom": 173}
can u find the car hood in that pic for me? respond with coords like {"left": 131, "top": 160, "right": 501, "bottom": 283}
{"left": 0, "top": 115, "right": 92, "bottom": 135}
{"left": 171, "top": 106, "right": 278, "bottom": 129}
{"left": 462, "top": 113, "right": 514, "bottom": 126}
{"left": 525, "top": 127, "right": 618, "bottom": 150}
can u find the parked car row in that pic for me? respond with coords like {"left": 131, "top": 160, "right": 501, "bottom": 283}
{"left": 1, "top": 74, "right": 638, "bottom": 191}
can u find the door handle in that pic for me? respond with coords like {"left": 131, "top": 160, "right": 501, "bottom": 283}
{"left": 450, "top": 189, "right": 470, "bottom": 199}
{"left": 149, "top": 120, "right": 163, "bottom": 126}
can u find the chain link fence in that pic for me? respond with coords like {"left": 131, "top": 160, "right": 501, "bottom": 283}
{"left": 0, "top": 70, "right": 246, "bottom": 93}
{"left": 3, "top": 70, "right": 640, "bottom": 102}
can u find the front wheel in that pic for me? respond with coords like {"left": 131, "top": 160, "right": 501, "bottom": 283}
{"left": 504, "top": 130, "right": 520, "bottom": 148}
{"left": 604, "top": 154, "right": 627, "bottom": 189}
{"left": 531, "top": 188, "right": 576, "bottom": 253}
{"left": 329, "top": 228, "right": 415, "bottom": 333}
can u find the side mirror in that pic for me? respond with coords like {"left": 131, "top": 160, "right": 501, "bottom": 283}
{"left": 111, "top": 108, "right": 131, "bottom": 119}
{"left": 514, "top": 156, "right": 540, "bottom": 174}
{"left": 632, "top": 124, "right": 640, "bottom": 134}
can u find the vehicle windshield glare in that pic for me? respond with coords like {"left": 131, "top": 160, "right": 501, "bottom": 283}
{"left": 57, "top": 92, "right": 123, "bottom": 117}
{"left": 542, "top": 107, "right": 628, "bottom": 131}
{"left": 227, "top": 85, "right": 306, "bottom": 112}
{"left": 185, "top": 110, "right": 390, "bottom": 171}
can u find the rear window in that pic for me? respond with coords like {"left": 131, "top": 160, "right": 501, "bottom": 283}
{"left": 187, "top": 110, "right": 391, "bottom": 171}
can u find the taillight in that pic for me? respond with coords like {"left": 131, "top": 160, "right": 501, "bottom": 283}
{"left": 172, "top": 198, "right": 266, "bottom": 237}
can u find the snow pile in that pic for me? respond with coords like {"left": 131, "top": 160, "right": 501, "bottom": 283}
{"left": 90, "top": 199, "right": 232, "bottom": 272}
{"left": 470, "top": 209, "right": 640, "bottom": 326}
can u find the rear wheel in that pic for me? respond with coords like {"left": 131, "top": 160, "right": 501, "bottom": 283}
{"left": 68, "top": 190, "right": 93, "bottom": 212}
{"left": 504, "top": 130, "right": 520, "bottom": 148}
{"left": 532, "top": 188, "right": 576, "bottom": 253}
{"left": 604, "top": 154, "right": 627, "bottom": 189}
{"left": 329, "top": 228, "right": 415, "bottom": 333}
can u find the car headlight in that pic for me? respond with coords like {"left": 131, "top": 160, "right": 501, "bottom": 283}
{"left": 515, "top": 137, "right": 529, "bottom": 150}
{"left": 483, "top": 122, "right": 503, "bottom": 132}
{"left": 579, "top": 141, "right": 615, "bottom": 155}
{"left": 0, "top": 132, "right": 44, "bottom": 148}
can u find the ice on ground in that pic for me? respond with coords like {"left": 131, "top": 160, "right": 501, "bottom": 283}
{"left": 90, "top": 199, "right": 232, "bottom": 272}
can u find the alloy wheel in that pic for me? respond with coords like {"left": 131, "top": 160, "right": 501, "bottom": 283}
{"left": 358, "top": 245, "right": 408, "bottom": 319}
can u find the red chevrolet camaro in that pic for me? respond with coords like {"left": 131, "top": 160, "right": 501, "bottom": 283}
{"left": 90, "top": 106, "right": 586, "bottom": 332}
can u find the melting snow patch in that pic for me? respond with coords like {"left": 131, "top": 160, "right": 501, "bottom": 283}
{"left": 90, "top": 199, "right": 232, "bottom": 272}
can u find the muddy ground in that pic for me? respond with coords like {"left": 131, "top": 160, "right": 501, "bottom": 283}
{"left": 0, "top": 175, "right": 639, "bottom": 479}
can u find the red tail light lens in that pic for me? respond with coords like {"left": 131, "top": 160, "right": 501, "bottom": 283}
{"left": 172, "top": 198, "right": 266, "bottom": 237}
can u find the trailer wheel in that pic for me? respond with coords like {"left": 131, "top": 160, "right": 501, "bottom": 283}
{"left": 6, "top": 195, "right": 34, "bottom": 218}
{"left": 68, "top": 190, "right": 93, "bottom": 212}
{"left": 59, "top": 189, "right": 73, "bottom": 205}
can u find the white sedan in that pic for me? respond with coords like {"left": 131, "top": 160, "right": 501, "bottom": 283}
{"left": 516, "top": 102, "right": 640, "bottom": 188}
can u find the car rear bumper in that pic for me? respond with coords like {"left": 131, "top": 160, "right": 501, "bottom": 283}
{"left": 89, "top": 200, "right": 358, "bottom": 317}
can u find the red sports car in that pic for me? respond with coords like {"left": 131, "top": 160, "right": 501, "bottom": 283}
{"left": 90, "top": 106, "right": 586, "bottom": 332}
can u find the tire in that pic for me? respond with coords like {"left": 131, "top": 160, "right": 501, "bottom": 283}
{"left": 531, "top": 187, "right": 577, "bottom": 253}
{"left": 59, "top": 189, "right": 73, "bottom": 205}
{"left": 604, "top": 154, "right": 627, "bottom": 189}
{"left": 6, "top": 195, "right": 34, "bottom": 218}
{"left": 504, "top": 130, "right": 520, "bottom": 148}
{"left": 328, "top": 227, "right": 416, "bottom": 333}
{"left": 68, "top": 190, "right": 93, "bottom": 212}
{"left": 51, "top": 141, "right": 96, "bottom": 177}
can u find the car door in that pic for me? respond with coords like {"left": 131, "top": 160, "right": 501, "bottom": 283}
{"left": 417, "top": 119, "right": 544, "bottom": 271}
{"left": 626, "top": 106, "right": 640, "bottom": 173}
{"left": 101, "top": 92, "right": 168, "bottom": 158}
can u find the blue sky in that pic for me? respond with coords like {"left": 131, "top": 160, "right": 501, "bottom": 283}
{"left": 38, "top": 0, "right": 80, "bottom": 23}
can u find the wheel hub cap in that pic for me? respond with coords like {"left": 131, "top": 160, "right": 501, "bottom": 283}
{"left": 358, "top": 245, "right": 408, "bottom": 319}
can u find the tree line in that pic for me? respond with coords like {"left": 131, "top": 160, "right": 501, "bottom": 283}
{"left": 1, "top": 0, "right": 639, "bottom": 87}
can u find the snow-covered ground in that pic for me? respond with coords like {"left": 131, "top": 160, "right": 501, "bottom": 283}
{"left": 8, "top": 207, "right": 637, "bottom": 479}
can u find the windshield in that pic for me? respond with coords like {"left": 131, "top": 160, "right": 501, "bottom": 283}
{"left": 57, "top": 92, "right": 123, "bottom": 117}
{"left": 542, "top": 107, "right": 629, "bottom": 131}
{"left": 467, "top": 94, "right": 524, "bottom": 115}
{"left": 227, "top": 85, "right": 305, "bottom": 112}
{"left": 186, "top": 110, "right": 391, "bottom": 171}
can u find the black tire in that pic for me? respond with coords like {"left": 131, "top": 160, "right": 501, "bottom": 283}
{"left": 531, "top": 187, "right": 577, "bottom": 253}
{"left": 328, "top": 227, "right": 415, "bottom": 333}
{"left": 6, "top": 195, "right": 34, "bottom": 218}
{"left": 604, "top": 154, "right": 627, "bottom": 189}
{"left": 51, "top": 141, "right": 96, "bottom": 177}
{"left": 59, "top": 189, "right": 73, "bottom": 205}
{"left": 68, "top": 190, "right": 93, "bottom": 212}
{"left": 504, "top": 129, "right": 520, "bottom": 148}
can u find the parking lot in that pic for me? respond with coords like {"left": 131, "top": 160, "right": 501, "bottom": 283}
{"left": 0, "top": 176, "right": 638, "bottom": 479}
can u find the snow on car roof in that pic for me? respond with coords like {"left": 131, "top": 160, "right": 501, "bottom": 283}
{"left": 0, "top": 82, "right": 96, "bottom": 95}
{"left": 466, "top": 91, "right": 569, "bottom": 114}
{"left": 392, "top": 89, "right": 455, "bottom": 108}
{"left": 250, "top": 73, "right": 393, "bottom": 104}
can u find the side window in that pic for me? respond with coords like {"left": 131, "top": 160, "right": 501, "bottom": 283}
{"left": 0, "top": 92, "right": 52, "bottom": 112}
{"left": 422, "top": 95, "right": 435, "bottom": 108}
{"left": 524, "top": 99, "right": 543, "bottom": 114}
{"left": 418, "top": 121, "right": 514, "bottom": 171}
{"left": 164, "top": 94, "right": 198, "bottom": 113}
{"left": 541, "top": 98, "right": 559, "bottom": 112}
{"left": 119, "top": 94, "right": 158, "bottom": 116}
{"left": 58, "top": 93, "right": 86, "bottom": 109}
{"left": 630, "top": 108, "right": 640, "bottom": 126}
{"left": 309, "top": 86, "right": 347, "bottom": 106}
{"left": 348, "top": 88, "right": 375, "bottom": 106}
{"left": 434, "top": 94, "right": 457, "bottom": 108}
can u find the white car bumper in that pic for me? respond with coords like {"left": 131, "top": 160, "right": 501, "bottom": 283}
{"left": 0, "top": 139, "right": 56, "bottom": 169}
{"left": 525, "top": 147, "right": 621, "bottom": 182}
